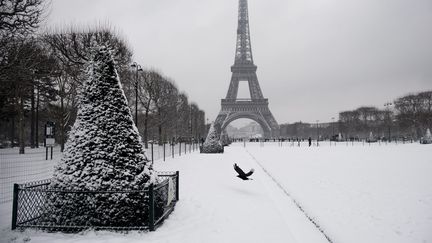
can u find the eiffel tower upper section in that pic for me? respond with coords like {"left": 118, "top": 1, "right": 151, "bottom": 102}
{"left": 225, "top": 0, "right": 264, "bottom": 100}
{"left": 234, "top": 0, "right": 255, "bottom": 67}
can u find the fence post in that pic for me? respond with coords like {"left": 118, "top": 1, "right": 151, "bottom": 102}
{"left": 163, "top": 143, "right": 166, "bottom": 161}
{"left": 11, "top": 184, "right": 19, "bottom": 230}
{"left": 172, "top": 143, "right": 174, "bottom": 158}
{"left": 179, "top": 142, "right": 181, "bottom": 156}
{"left": 149, "top": 183, "right": 155, "bottom": 231}
{"left": 176, "top": 171, "right": 180, "bottom": 201}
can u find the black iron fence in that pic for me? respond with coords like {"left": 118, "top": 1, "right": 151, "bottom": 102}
{"left": 11, "top": 171, "right": 179, "bottom": 232}
{"left": 1, "top": 143, "right": 195, "bottom": 206}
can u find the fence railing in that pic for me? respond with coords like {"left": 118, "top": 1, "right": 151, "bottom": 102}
{"left": 147, "top": 141, "right": 201, "bottom": 162}
{"left": 236, "top": 138, "right": 419, "bottom": 148}
{"left": 11, "top": 171, "right": 179, "bottom": 232}
{"left": 0, "top": 147, "right": 60, "bottom": 204}
{"left": 1, "top": 142, "right": 196, "bottom": 206}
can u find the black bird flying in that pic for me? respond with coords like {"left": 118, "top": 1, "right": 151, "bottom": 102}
{"left": 233, "top": 163, "right": 254, "bottom": 180}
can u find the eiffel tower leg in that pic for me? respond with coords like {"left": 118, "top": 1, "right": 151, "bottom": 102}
{"left": 213, "top": 111, "right": 228, "bottom": 139}
{"left": 262, "top": 111, "right": 280, "bottom": 138}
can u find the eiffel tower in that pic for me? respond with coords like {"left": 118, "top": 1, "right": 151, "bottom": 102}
{"left": 214, "top": 0, "right": 279, "bottom": 138}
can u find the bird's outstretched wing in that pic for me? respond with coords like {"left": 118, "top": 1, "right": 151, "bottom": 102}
{"left": 234, "top": 163, "right": 246, "bottom": 176}
{"left": 245, "top": 169, "right": 254, "bottom": 177}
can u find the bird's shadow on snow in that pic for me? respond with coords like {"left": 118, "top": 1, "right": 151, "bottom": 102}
{"left": 227, "top": 184, "right": 259, "bottom": 197}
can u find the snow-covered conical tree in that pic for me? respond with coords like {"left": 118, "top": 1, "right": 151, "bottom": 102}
{"left": 422, "top": 128, "right": 432, "bottom": 144}
{"left": 201, "top": 122, "right": 223, "bottom": 153}
{"left": 47, "top": 45, "right": 156, "bottom": 226}
{"left": 425, "top": 128, "right": 431, "bottom": 140}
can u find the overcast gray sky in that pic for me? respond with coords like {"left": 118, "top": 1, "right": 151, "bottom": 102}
{"left": 44, "top": 0, "right": 432, "bottom": 125}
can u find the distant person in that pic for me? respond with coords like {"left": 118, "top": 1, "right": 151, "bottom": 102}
{"left": 308, "top": 137, "right": 312, "bottom": 147}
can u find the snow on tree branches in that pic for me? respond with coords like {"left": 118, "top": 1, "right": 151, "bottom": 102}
{"left": 201, "top": 122, "right": 224, "bottom": 153}
{"left": 47, "top": 45, "right": 156, "bottom": 226}
{"left": 421, "top": 128, "right": 432, "bottom": 144}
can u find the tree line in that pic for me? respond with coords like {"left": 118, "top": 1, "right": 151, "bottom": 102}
{"left": 338, "top": 91, "right": 431, "bottom": 140}
{"left": 0, "top": 0, "right": 206, "bottom": 153}
{"left": 280, "top": 90, "right": 432, "bottom": 140}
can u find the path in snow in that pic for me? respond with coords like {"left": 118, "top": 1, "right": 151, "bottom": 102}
{"left": 245, "top": 142, "right": 432, "bottom": 243}
{"left": 1, "top": 145, "right": 326, "bottom": 243}
{"left": 246, "top": 149, "right": 333, "bottom": 243}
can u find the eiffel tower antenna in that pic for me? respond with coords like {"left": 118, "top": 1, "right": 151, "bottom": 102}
{"left": 213, "top": 0, "right": 279, "bottom": 139}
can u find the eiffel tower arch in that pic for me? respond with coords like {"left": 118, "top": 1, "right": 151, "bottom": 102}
{"left": 214, "top": 0, "right": 279, "bottom": 139}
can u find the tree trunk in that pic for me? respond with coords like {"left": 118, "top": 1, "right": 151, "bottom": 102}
{"left": 30, "top": 81, "right": 35, "bottom": 148}
{"left": 10, "top": 117, "right": 15, "bottom": 148}
{"left": 19, "top": 96, "right": 25, "bottom": 154}
{"left": 158, "top": 123, "right": 162, "bottom": 145}
{"left": 158, "top": 109, "right": 163, "bottom": 145}
{"left": 60, "top": 94, "right": 65, "bottom": 152}
{"left": 35, "top": 85, "right": 40, "bottom": 148}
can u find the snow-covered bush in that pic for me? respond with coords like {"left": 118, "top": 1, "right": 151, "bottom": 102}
{"left": 46, "top": 45, "right": 157, "bottom": 226}
{"left": 421, "top": 128, "right": 432, "bottom": 144}
{"left": 200, "top": 123, "right": 224, "bottom": 153}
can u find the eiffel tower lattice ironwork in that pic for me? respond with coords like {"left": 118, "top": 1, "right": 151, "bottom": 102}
{"left": 214, "top": 0, "right": 279, "bottom": 138}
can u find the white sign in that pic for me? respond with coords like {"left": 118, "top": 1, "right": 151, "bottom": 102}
{"left": 46, "top": 127, "right": 53, "bottom": 136}
{"left": 46, "top": 138, "right": 55, "bottom": 147}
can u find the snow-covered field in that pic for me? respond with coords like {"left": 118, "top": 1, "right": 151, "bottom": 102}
{"left": 1, "top": 142, "right": 431, "bottom": 243}
{"left": 245, "top": 142, "right": 432, "bottom": 243}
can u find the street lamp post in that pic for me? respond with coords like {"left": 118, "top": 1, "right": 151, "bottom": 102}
{"left": 131, "top": 62, "right": 143, "bottom": 126}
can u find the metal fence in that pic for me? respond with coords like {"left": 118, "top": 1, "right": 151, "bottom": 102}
{"left": 0, "top": 147, "right": 61, "bottom": 204}
{"left": 148, "top": 142, "right": 200, "bottom": 162}
{"left": 239, "top": 138, "right": 419, "bottom": 148}
{"left": 11, "top": 171, "right": 179, "bottom": 232}
{"left": 0, "top": 142, "right": 196, "bottom": 205}
{"left": 0, "top": 142, "right": 195, "bottom": 230}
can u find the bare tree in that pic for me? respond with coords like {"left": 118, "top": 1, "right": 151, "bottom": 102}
{"left": 0, "top": 0, "right": 46, "bottom": 72}
{"left": 394, "top": 91, "right": 432, "bottom": 138}
{"left": 42, "top": 27, "right": 132, "bottom": 69}
{"left": 175, "top": 93, "right": 190, "bottom": 139}
{"left": 136, "top": 70, "right": 160, "bottom": 148}
{"left": 0, "top": 38, "right": 56, "bottom": 153}
{"left": 152, "top": 76, "right": 178, "bottom": 144}
{"left": 0, "top": 0, "right": 45, "bottom": 36}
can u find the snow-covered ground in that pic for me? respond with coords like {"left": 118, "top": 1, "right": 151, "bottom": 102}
{"left": 245, "top": 142, "right": 432, "bottom": 243}
{"left": 0, "top": 147, "right": 61, "bottom": 229}
{"left": 1, "top": 142, "right": 431, "bottom": 243}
